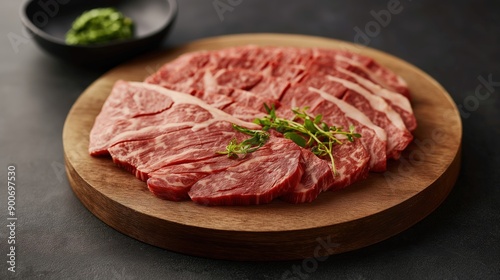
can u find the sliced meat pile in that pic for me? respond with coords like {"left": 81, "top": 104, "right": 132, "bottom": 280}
{"left": 89, "top": 45, "right": 416, "bottom": 206}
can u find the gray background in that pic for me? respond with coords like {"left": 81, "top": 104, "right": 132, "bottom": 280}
{"left": 1, "top": 0, "right": 499, "bottom": 279}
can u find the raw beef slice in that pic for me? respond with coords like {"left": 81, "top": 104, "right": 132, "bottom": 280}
{"left": 90, "top": 81, "right": 305, "bottom": 205}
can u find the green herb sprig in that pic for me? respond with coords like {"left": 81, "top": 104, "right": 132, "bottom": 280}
{"left": 254, "top": 104, "right": 361, "bottom": 175}
{"left": 218, "top": 105, "right": 361, "bottom": 175}
{"left": 217, "top": 125, "right": 270, "bottom": 159}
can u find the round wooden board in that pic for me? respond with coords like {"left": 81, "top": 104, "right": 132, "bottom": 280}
{"left": 63, "top": 34, "right": 462, "bottom": 261}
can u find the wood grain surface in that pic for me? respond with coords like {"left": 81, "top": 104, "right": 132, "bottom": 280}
{"left": 62, "top": 34, "right": 462, "bottom": 261}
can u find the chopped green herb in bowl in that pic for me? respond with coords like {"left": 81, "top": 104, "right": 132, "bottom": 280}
{"left": 65, "top": 8, "right": 134, "bottom": 45}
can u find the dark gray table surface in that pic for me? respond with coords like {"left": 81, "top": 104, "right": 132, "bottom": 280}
{"left": 1, "top": 0, "right": 499, "bottom": 279}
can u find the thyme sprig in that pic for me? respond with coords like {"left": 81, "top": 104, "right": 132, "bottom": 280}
{"left": 219, "top": 105, "right": 362, "bottom": 175}
{"left": 254, "top": 104, "right": 361, "bottom": 175}
{"left": 217, "top": 124, "right": 270, "bottom": 159}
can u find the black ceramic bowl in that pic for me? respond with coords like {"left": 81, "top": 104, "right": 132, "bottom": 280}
{"left": 20, "top": 0, "right": 177, "bottom": 66}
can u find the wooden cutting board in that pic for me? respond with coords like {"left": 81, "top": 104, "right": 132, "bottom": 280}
{"left": 63, "top": 34, "right": 462, "bottom": 261}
